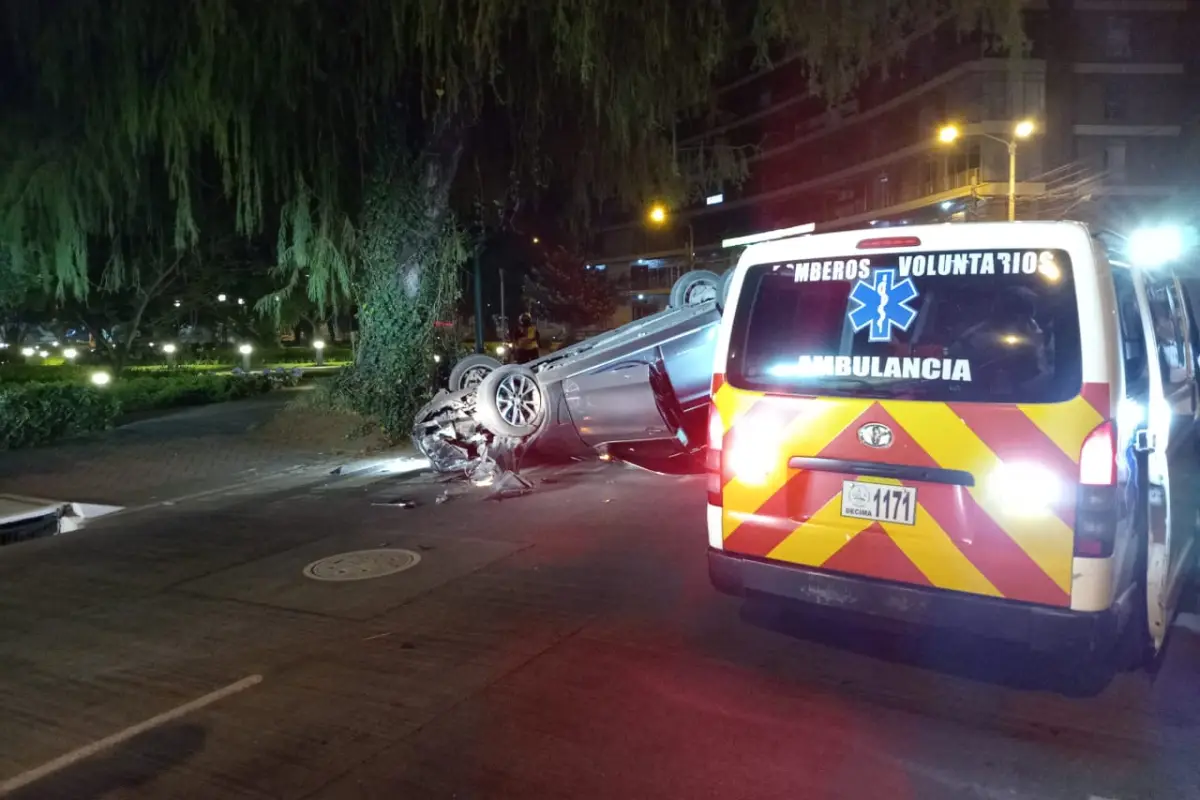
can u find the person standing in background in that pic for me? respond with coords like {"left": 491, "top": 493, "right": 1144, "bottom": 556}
{"left": 514, "top": 312, "right": 540, "bottom": 364}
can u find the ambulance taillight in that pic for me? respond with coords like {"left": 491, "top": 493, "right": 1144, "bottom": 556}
{"left": 1075, "top": 421, "right": 1117, "bottom": 557}
{"left": 706, "top": 405, "right": 723, "bottom": 507}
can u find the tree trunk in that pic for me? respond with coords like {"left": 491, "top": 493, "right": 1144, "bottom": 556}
{"left": 343, "top": 120, "right": 465, "bottom": 434}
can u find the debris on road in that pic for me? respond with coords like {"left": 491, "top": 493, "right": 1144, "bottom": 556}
{"left": 372, "top": 498, "right": 416, "bottom": 509}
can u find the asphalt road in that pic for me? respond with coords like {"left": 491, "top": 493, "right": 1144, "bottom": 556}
{"left": 0, "top": 459, "right": 1198, "bottom": 799}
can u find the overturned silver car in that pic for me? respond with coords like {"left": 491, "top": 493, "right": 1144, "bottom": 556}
{"left": 412, "top": 269, "right": 732, "bottom": 474}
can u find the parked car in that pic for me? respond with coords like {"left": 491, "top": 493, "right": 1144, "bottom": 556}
{"left": 412, "top": 269, "right": 732, "bottom": 473}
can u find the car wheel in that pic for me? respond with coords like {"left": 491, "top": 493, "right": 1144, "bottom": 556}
{"left": 717, "top": 269, "right": 735, "bottom": 313}
{"left": 475, "top": 365, "right": 545, "bottom": 438}
{"left": 669, "top": 270, "right": 721, "bottom": 309}
{"left": 448, "top": 354, "right": 503, "bottom": 391}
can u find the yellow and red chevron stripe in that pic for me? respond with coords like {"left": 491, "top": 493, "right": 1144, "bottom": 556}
{"left": 712, "top": 376, "right": 1109, "bottom": 608}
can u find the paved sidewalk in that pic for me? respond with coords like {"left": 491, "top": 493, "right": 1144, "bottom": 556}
{"left": 0, "top": 390, "right": 388, "bottom": 507}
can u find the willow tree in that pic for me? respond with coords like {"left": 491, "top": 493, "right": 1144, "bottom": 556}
{"left": 0, "top": 0, "right": 1021, "bottom": 431}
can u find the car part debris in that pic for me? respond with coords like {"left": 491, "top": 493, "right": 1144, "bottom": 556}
{"left": 373, "top": 498, "right": 416, "bottom": 509}
{"left": 488, "top": 470, "right": 535, "bottom": 500}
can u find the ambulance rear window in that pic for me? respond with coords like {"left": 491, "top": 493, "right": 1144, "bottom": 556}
{"left": 726, "top": 248, "right": 1082, "bottom": 403}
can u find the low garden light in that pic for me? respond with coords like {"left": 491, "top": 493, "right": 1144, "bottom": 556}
{"left": 90, "top": 371, "right": 112, "bottom": 387}
{"left": 495, "top": 344, "right": 507, "bottom": 357}
{"left": 313, "top": 339, "right": 326, "bottom": 366}
{"left": 21, "top": 347, "right": 34, "bottom": 358}
{"left": 38, "top": 350, "right": 49, "bottom": 358}
{"left": 238, "top": 343, "right": 253, "bottom": 370}
{"left": 62, "top": 347, "right": 78, "bottom": 360}
{"left": 162, "top": 342, "right": 178, "bottom": 366}
{"left": 433, "top": 354, "right": 442, "bottom": 363}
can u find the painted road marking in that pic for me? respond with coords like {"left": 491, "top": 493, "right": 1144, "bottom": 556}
{"left": 0, "top": 674, "right": 263, "bottom": 796}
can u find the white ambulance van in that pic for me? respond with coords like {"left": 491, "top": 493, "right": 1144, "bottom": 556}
{"left": 707, "top": 221, "right": 1197, "bottom": 665}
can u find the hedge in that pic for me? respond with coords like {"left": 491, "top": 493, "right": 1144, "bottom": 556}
{"left": 0, "top": 372, "right": 286, "bottom": 449}
{"left": 0, "top": 383, "right": 122, "bottom": 449}
{"left": 111, "top": 373, "right": 277, "bottom": 414}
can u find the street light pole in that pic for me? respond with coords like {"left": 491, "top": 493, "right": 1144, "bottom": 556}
{"left": 1008, "top": 140, "right": 1017, "bottom": 222}
{"left": 937, "top": 120, "right": 1035, "bottom": 223}
{"left": 499, "top": 267, "right": 507, "bottom": 341}
{"left": 473, "top": 250, "right": 484, "bottom": 353}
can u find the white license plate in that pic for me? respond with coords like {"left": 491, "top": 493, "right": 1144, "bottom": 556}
{"left": 840, "top": 481, "right": 916, "bottom": 526}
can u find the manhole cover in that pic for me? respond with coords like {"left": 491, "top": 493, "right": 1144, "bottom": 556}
{"left": 302, "top": 549, "right": 422, "bottom": 582}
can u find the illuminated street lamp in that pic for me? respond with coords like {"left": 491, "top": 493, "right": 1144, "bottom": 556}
{"left": 20, "top": 347, "right": 35, "bottom": 358}
{"left": 238, "top": 343, "right": 253, "bottom": 370}
{"left": 313, "top": 339, "right": 326, "bottom": 366}
{"left": 937, "top": 125, "right": 960, "bottom": 144}
{"left": 90, "top": 371, "right": 112, "bottom": 387}
{"left": 162, "top": 342, "right": 178, "bottom": 366}
{"left": 217, "top": 293, "right": 227, "bottom": 302}
{"left": 647, "top": 203, "right": 695, "bottom": 266}
{"left": 62, "top": 347, "right": 78, "bottom": 361}
{"left": 937, "top": 120, "right": 1037, "bottom": 221}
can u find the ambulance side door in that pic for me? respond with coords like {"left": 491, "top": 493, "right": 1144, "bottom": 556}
{"left": 1136, "top": 271, "right": 1198, "bottom": 648}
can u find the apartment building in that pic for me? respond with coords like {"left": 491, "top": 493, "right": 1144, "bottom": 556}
{"left": 590, "top": 0, "right": 1199, "bottom": 325}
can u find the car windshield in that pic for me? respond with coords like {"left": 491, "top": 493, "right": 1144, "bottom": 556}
{"left": 727, "top": 248, "right": 1082, "bottom": 403}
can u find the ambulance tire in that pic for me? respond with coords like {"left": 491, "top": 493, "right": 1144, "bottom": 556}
{"left": 474, "top": 365, "right": 545, "bottom": 439}
{"left": 669, "top": 270, "right": 721, "bottom": 309}
{"left": 449, "top": 354, "right": 502, "bottom": 392}
{"left": 717, "top": 269, "right": 735, "bottom": 313}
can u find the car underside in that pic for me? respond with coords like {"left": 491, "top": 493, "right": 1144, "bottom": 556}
{"left": 411, "top": 268, "right": 732, "bottom": 476}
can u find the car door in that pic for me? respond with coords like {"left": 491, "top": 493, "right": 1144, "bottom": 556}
{"left": 1135, "top": 271, "right": 1198, "bottom": 648}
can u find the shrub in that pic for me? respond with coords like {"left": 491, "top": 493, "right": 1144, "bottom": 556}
{"left": 0, "top": 363, "right": 93, "bottom": 384}
{"left": 112, "top": 373, "right": 275, "bottom": 414}
{"left": 0, "top": 382, "right": 121, "bottom": 449}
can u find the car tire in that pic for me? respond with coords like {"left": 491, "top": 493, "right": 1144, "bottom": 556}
{"left": 474, "top": 365, "right": 545, "bottom": 438}
{"left": 669, "top": 270, "right": 721, "bottom": 309}
{"left": 717, "top": 269, "right": 735, "bottom": 313}
{"left": 448, "top": 354, "right": 503, "bottom": 391}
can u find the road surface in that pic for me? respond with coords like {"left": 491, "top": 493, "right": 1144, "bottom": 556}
{"left": 0, "top": 459, "right": 1197, "bottom": 799}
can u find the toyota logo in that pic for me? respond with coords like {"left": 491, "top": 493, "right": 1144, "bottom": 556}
{"left": 858, "top": 422, "right": 894, "bottom": 449}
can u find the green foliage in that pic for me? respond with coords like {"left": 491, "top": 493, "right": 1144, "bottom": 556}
{"left": 111, "top": 373, "right": 274, "bottom": 414}
{"left": 0, "top": 0, "right": 1024, "bottom": 434}
{"left": 0, "top": 0, "right": 1023, "bottom": 304}
{"left": 524, "top": 249, "right": 617, "bottom": 332}
{"left": 0, "top": 382, "right": 121, "bottom": 449}
{"left": 332, "top": 154, "right": 466, "bottom": 437}
{"left": 0, "top": 369, "right": 281, "bottom": 448}
{"left": 0, "top": 363, "right": 92, "bottom": 384}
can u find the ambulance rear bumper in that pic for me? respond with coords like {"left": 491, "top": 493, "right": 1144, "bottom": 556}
{"left": 708, "top": 549, "right": 1125, "bottom": 653}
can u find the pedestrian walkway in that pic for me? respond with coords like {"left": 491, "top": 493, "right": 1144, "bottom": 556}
{"left": 0, "top": 390, "right": 390, "bottom": 507}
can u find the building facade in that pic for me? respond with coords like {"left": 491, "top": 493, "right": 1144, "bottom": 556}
{"left": 589, "top": 0, "right": 1200, "bottom": 325}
